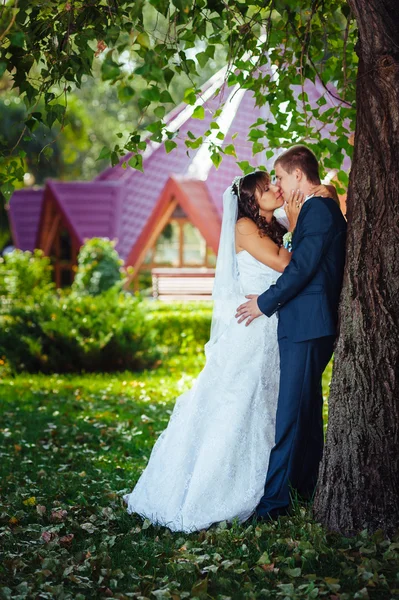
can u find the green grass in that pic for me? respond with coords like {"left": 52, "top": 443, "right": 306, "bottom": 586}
{"left": 0, "top": 355, "right": 398, "bottom": 600}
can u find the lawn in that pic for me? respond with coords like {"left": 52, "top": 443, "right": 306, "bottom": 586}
{"left": 0, "top": 354, "right": 398, "bottom": 600}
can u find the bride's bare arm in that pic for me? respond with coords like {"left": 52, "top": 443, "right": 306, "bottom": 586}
{"left": 235, "top": 218, "right": 291, "bottom": 273}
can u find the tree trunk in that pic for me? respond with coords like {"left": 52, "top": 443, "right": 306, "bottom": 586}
{"left": 313, "top": 0, "right": 399, "bottom": 534}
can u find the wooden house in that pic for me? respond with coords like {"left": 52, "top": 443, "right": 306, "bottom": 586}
{"left": 8, "top": 66, "right": 350, "bottom": 291}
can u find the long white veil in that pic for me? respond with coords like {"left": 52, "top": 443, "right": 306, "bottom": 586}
{"left": 204, "top": 186, "right": 241, "bottom": 356}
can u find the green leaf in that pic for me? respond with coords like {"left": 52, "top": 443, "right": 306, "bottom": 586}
{"left": 223, "top": 144, "right": 237, "bottom": 157}
{"left": 196, "top": 52, "right": 209, "bottom": 68}
{"left": 165, "top": 140, "right": 177, "bottom": 153}
{"left": 237, "top": 160, "right": 254, "bottom": 174}
{"left": 192, "top": 105, "right": 205, "bottom": 120}
{"left": 205, "top": 45, "right": 216, "bottom": 58}
{"left": 9, "top": 32, "right": 25, "bottom": 48}
{"left": 0, "top": 182, "right": 15, "bottom": 201}
{"left": 146, "top": 120, "right": 163, "bottom": 134}
{"left": 118, "top": 85, "right": 135, "bottom": 103}
{"left": 101, "top": 55, "right": 121, "bottom": 81}
{"left": 163, "top": 68, "right": 174, "bottom": 87}
{"left": 128, "top": 154, "right": 144, "bottom": 172}
{"left": 149, "top": 0, "right": 169, "bottom": 16}
{"left": 160, "top": 90, "right": 174, "bottom": 104}
{"left": 257, "top": 551, "right": 271, "bottom": 565}
{"left": 183, "top": 88, "right": 197, "bottom": 105}
{"left": 42, "top": 146, "right": 54, "bottom": 160}
{"left": 284, "top": 567, "right": 302, "bottom": 577}
{"left": 185, "top": 137, "right": 203, "bottom": 149}
{"left": 337, "top": 170, "right": 349, "bottom": 186}
{"left": 97, "top": 147, "right": 111, "bottom": 161}
{"left": 211, "top": 151, "right": 222, "bottom": 169}
{"left": 155, "top": 106, "right": 166, "bottom": 119}
{"left": 142, "top": 86, "right": 161, "bottom": 103}
{"left": 136, "top": 32, "right": 151, "bottom": 49}
{"left": 252, "top": 142, "right": 264, "bottom": 155}
{"left": 0, "top": 62, "right": 7, "bottom": 78}
{"left": 111, "top": 151, "right": 120, "bottom": 166}
{"left": 191, "top": 578, "right": 208, "bottom": 596}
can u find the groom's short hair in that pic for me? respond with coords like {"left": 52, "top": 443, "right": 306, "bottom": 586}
{"left": 275, "top": 145, "right": 320, "bottom": 184}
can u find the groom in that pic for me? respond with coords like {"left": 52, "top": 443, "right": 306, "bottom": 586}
{"left": 235, "top": 145, "right": 347, "bottom": 519}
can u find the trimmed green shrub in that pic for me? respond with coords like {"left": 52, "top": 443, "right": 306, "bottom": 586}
{"left": 72, "top": 238, "right": 124, "bottom": 296}
{"left": 146, "top": 301, "right": 212, "bottom": 355}
{"left": 0, "top": 289, "right": 159, "bottom": 373}
{"left": 0, "top": 249, "right": 54, "bottom": 300}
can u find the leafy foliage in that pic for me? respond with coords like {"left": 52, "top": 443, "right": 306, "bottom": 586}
{"left": 0, "top": 289, "right": 159, "bottom": 373}
{"left": 0, "top": 0, "right": 357, "bottom": 200}
{"left": 1, "top": 358, "right": 398, "bottom": 598}
{"left": 0, "top": 249, "right": 54, "bottom": 299}
{"left": 72, "top": 238, "right": 125, "bottom": 296}
{"left": 147, "top": 301, "right": 212, "bottom": 355}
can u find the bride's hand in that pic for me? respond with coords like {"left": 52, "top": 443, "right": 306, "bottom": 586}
{"left": 312, "top": 184, "right": 340, "bottom": 204}
{"left": 285, "top": 189, "right": 305, "bottom": 232}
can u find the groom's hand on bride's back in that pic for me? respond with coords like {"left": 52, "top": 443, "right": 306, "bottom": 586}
{"left": 235, "top": 295, "right": 262, "bottom": 326}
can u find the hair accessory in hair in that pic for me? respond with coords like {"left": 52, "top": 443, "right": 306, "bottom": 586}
{"left": 232, "top": 175, "right": 243, "bottom": 199}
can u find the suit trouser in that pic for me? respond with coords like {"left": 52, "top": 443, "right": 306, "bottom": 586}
{"left": 256, "top": 335, "right": 335, "bottom": 518}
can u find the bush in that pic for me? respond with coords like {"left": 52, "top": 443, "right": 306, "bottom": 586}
{"left": 72, "top": 238, "right": 125, "bottom": 296}
{"left": 0, "top": 249, "right": 54, "bottom": 300}
{"left": 146, "top": 301, "right": 212, "bottom": 355}
{"left": 0, "top": 289, "right": 159, "bottom": 373}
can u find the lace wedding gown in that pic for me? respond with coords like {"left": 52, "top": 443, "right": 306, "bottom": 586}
{"left": 123, "top": 250, "right": 281, "bottom": 532}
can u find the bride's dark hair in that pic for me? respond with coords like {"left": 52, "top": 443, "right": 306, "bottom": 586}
{"left": 232, "top": 171, "right": 287, "bottom": 247}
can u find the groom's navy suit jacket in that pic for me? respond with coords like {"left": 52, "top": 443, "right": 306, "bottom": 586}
{"left": 257, "top": 196, "right": 347, "bottom": 342}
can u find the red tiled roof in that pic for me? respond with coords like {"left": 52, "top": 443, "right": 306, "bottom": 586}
{"left": 125, "top": 175, "right": 221, "bottom": 267}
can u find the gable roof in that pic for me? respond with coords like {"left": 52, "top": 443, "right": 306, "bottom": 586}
{"left": 125, "top": 175, "right": 221, "bottom": 268}
{"left": 39, "top": 180, "right": 124, "bottom": 247}
{"left": 8, "top": 189, "right": 44, "bottom": 251}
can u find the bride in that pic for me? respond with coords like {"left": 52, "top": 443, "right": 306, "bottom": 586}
{"left": 123, "top": 171, "right": 302, "bottom": 532}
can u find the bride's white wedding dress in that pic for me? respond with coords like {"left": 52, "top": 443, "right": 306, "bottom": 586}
{"left": 123, "top": 250, "right": 281, "bottom": 533}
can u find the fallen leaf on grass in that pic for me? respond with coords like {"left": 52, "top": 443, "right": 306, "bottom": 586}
{"left": 191, "top": 578, "right": 208, "bottom": 596}
{"left": 257, "top": 551, "right": 271, "bottom": 565}
{"left": 142, "top": 518, "right": 152, "bottom": 530}
{"left": 60, "top": 533, "right": 74, "bottom": 545}
{"left": 41, "top": 531, "right": 57, "bottom": 543}
{"left": 284, "top": 567, "right": 302, "bottom": 577}
{"left": 260, "top": 563, "right": 276, "bottom": 572}
{"left": 81, "top": 522, "right": 97, "bottom": 534}
{"left": 50, "top": 509, "right": 67, "bottom": 522}
{"left": 23, "top": 496, "right": 36, "bottom": 506}
{"left": 98, "top": 587, "right": 113, "bottom": 597}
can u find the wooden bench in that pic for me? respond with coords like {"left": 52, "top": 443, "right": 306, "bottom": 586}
{"left": 151, "top": 267, "right": 215, "bottom": 301}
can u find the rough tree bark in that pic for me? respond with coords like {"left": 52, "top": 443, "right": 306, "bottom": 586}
{"left": 313, "top": 0, "right": 399, "bottom": 534}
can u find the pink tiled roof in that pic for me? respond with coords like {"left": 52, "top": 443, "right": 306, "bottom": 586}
{"left": 9, "top": 67, "right": 351, "bottom": 264}
{"left": 45, "top": 181, "right": 124, "bottom": 246}
{"left": 98, "top": 84, "right": 229, "bottom": 261}
{"left": 8, "top": 189, "right": 44, "bottom": 251}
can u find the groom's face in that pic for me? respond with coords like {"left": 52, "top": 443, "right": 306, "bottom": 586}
{"left": 274, "top": 163, "right": 298, "bottom": 201}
